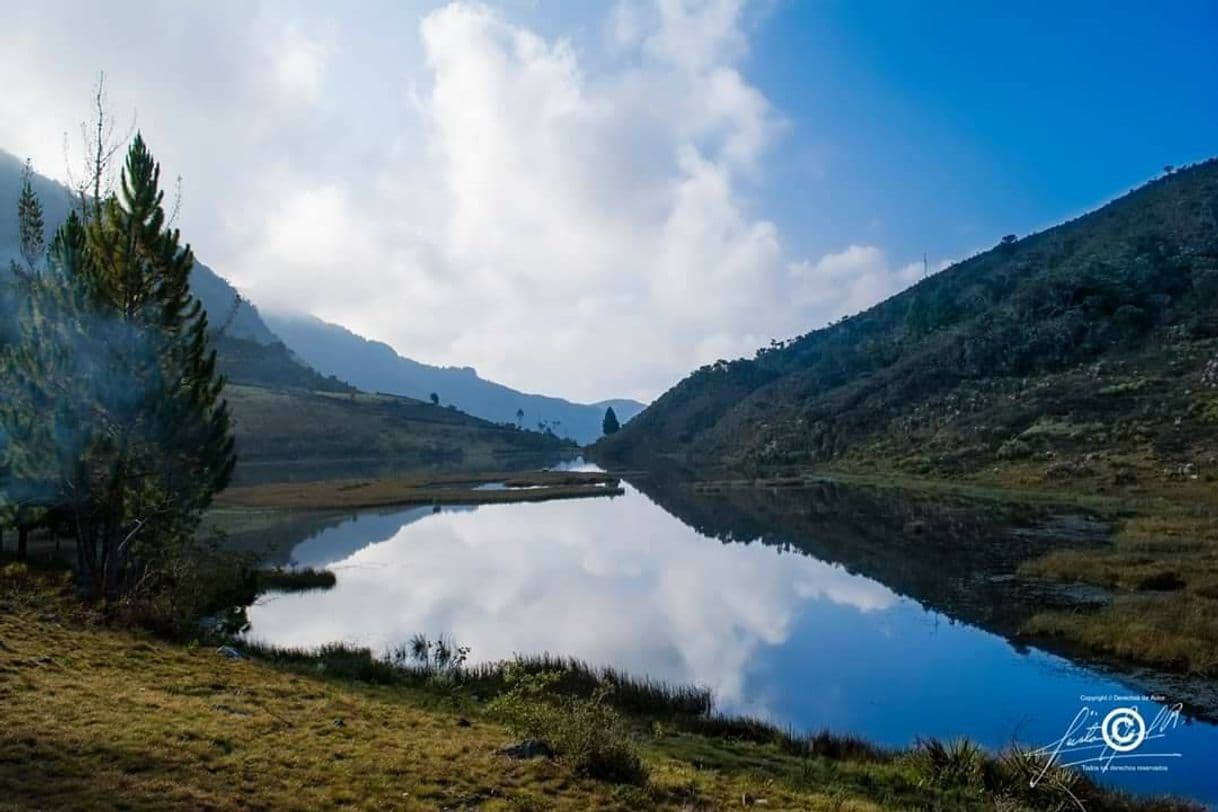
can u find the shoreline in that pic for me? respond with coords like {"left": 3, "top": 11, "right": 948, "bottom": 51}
{"left": 214, "top": 470, "right": 624, "bottom": 510}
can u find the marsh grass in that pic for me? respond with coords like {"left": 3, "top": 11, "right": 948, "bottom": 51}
{"left": 771, "top": 467, "right": 1218, "bottom": 683}
{"left": 238, "top": 640, "right": 712, "bottom": 717}
{"left": 489, "top": 667, "right": 649, "bottom": 785}
{"left": 1021, "top": 511, "right": 1218, "bottom": 677}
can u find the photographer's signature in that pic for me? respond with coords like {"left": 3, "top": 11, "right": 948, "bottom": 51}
{"left": 1029, "top": 702, "right": 1184, "bottom": 786}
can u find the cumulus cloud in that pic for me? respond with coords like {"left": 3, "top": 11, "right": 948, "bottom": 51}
{"left": 0, "top": 1, "right": 921, "bottom": 402}
{"left": 789, "top": 245, "right": 924, "bottom": 320}
{"left": 268, "top": 21, "right": 337, "bottom": 106}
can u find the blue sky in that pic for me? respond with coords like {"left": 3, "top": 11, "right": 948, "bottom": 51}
{"left": 747, "top": 0, "right": 1218, "bottom": 264}
{"left": 0, "top": 1, "right": 1213, "bottom": 401}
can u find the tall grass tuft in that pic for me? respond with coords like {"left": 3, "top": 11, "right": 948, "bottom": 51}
{"left": 461, "top": 653, "right": 713, "bottom": 717}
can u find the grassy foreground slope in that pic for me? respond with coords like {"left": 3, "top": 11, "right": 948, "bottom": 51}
{"left": 0, "top": 566, "right": 1199, "bottom": 812}
{"left": 598, "top": 160, "right": 1218, "bottom": 480}
{"left": 225, "top": 385, "right": 571, "bottom": 470}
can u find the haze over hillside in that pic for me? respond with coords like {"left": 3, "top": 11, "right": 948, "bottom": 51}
{"left": 1, "top": 151, "right": 639, "bottom": 444}
{"left": 0, "top": 149, "right": 274, "bottom": 345}
{"left": 599, "top": 159, "right": 1218, "bottom": 483}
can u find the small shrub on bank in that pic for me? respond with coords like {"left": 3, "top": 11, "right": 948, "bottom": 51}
{"left": 465, "top": 653, "right": 712, "bottom": 717}
{"left": 489, "top": 665, "right": 648, "bottom": 785}
{"left": 109, "top": 542, "right": 258, "bottom": 639}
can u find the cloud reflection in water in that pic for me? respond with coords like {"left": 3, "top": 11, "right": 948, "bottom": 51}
{"left": 246, "top": 485, "right": 897, "bottom": 709}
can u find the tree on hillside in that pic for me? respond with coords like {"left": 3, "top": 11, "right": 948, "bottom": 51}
{"left": 430, "top": 392, "right": 439, "bottom": 405}
{"left": 516, "top": 407, "right": 524, "bottom": 427}
{"left": 0, "top": 160, "right": 51, "bottom": 558}
{"left": 602, "top": 407, "right": 620, "bottom": 435}
{"left": 0, "top": 134, "right": 235, "bottom": 599}
{"left": 15, "top": 160, "right": 45, "bottom": 275}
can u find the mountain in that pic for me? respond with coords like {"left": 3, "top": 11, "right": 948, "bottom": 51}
{"left": 264, "top": 313, "right": 646, "bottom": 444}
{"left": 598, "top": 159, "right": 1218, "bottom": 483}
{"left": 0, "top": 150, "right": 352, "bottom": 393}
{"left": 2, "top": 151, "right": 645, "bottom": 446}
{"left": 225, "top": 384, "right": 572, "bottom": 476}
{"left": 0, "top": 150, "right": 277, "bottom": 345}
{"left": 1, "top": 150, "right": 575, "bottom": 474}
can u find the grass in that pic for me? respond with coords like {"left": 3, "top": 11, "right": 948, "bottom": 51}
{"left": 0, "top": 564, "right": 1201, "bottom": 811}
{"left": 237, "top": 642, "right": 714, "bottom": 718}
{"left": 697, "top": 464, "right": 1218, "bottom": 686}
{"left": 1018, "top": 506, "right": 1218, "bottom": 678}
{"left": 225, "top": 383, "right": 571, "bottom": 469}
{"left": 215, "top": 470, "right": 623, "bottom": 510}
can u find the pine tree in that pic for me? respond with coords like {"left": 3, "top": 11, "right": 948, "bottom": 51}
{"left": 1, "top": 160, "right": 57, "bottom": 558}
{"left": 602, "top": 407, "right": 620, "bottom": 435}
{"left": 15, "top": 160, "right": 45, "bottom": 275}
{"left": 0, "top": 134, "right": 235, "bottom": 596}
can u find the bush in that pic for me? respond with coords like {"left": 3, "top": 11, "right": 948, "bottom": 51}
{"left": 114, "top": 542, "right": 258, "bottom": 638}
{"left": 256, "top": 567, "right": 336, "bottom": 593}
{"left": 489, "top": 666, "right": 648, "bottom": 785}
{"left": 996, "top": 438, "right": 1032, "bottom": 460}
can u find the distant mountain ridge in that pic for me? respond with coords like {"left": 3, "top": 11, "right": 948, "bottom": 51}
{"left": 264, "top": 313, "right": 645, "bottom": 444}
{"left": 598, "top": 159, "right": 1218, "bottom": 482}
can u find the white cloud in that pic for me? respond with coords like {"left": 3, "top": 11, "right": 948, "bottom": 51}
{"left": 267, "top": 21, "right": 337, "bottom": 107}
{"left": 790, "top": 245, "right": 924, "bottom": 322}
{"left": 0, "top": 1, "right": 921, "bottom": 403}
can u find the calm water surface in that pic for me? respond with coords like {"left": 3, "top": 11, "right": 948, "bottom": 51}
{"left": 243, "top": 476, "right": 1218, "bottom": 805}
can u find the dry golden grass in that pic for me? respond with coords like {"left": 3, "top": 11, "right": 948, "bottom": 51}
{"left": 0, "top": 567, "right": 1200, "bottom": 811}
{"left": 0, "top": 578, "right": 901, "bottom": 811}
{"left": 1020, "top": 511, "right": 1218, "bottom": 677}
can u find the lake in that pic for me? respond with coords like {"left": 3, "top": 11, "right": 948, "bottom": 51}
{"left": 240, "top": 469, "right": 1218, "bottom": 805}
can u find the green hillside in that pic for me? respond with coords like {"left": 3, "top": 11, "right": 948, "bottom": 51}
{"left": 225, "top": 385, "right": 571, "bottom": 472}
{"left": 598, "top": 159, "right": 1218, "bottom": 484}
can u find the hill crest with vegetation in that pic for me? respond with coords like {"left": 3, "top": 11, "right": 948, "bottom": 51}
{"left": 598, "top": 159, "right": 1218, "bottom": 485}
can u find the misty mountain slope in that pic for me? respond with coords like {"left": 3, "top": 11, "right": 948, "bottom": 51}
{"left": 599, "top": 159, "right": 1218, "bottom": 480}
{"left": 0, "top": 149, "right": 358, "bottom": 396}
{"left": 0, "top": 149, "right": 277, "bottom": 345}
{"left": 265, "top": 312, "right": 646, "bottom": 444}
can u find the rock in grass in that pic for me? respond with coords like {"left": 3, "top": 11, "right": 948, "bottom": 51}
{"left": 497, "top": 739, "right": 552, "bottom": 760}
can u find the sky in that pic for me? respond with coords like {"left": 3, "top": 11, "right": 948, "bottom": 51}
{"left": 0, "top": 1, "right": 1214, "bottom": 403}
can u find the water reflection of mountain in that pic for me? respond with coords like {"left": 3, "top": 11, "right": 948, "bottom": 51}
{"left": 629, "top": 473, "right": 1218, "bottom": 717}
{"left": 628, "top": 473, "right": 1109, "bottom": 638}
